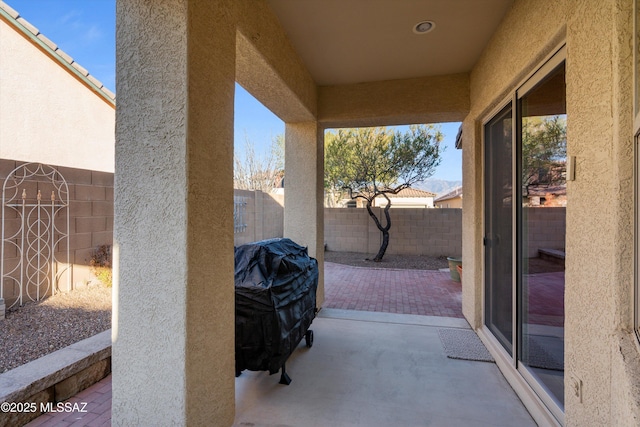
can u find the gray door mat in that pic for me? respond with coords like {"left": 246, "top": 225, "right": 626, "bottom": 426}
{"left": 523, "top": 336, "right": 563, "bottom": 371}
{"left": 438, "top": 328, "right": 495, "bottom": 363}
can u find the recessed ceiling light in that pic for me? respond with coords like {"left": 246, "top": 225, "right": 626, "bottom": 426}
{"left": 413, "top": 20, "right": 435, "bottom": 34}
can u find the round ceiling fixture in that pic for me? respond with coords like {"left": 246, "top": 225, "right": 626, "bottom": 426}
{"left": 413, "top": 20, "right": 435, "bottom": 34}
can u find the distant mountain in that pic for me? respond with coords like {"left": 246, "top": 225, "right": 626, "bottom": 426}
{"left": 415, "top": 179, "right": 462, "bottom": 196}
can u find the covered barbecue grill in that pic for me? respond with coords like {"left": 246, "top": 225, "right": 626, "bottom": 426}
{"left": 234, "top": 238, "right": 318, "bottom": 384}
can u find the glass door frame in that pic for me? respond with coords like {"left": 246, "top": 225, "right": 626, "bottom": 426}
{"left": 516, "top": 47, "right": 566, "bottom": 422}
{"left": 483, "top": 99, "right": 517, "bottom": 357}
{"left": 481, "top": 94, "right": 518, "bottom": 369}
{"left": 481, "top": 44, "right": 566, "bottom": 425}
{"left": 633, "top": 0, "right": 640, "bottom": 343}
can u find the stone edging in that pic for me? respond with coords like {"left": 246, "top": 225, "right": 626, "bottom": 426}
{"left": 0, "top": 330, "right": 111, "bottom": 426}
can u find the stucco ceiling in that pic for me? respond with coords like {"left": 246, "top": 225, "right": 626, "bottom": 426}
{"left": 267, "top": 0, "right": 514, "bottom": 86}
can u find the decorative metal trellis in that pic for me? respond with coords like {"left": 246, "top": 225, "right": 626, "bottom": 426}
{"left": 234, "top": 196, "right": 247, "bottom": 234}
{"left": 1, "top": 163, "right": 70, "bottom": 310}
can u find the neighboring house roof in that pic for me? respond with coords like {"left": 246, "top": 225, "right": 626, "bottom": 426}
{"left": 435, "top": 186, "right": 463, "bottom": 203}
{"left": 0, "top": 1, "right": 115, "bottom": 105}
{"left": 386, "top": 187, "right": 437, "bottom": 198}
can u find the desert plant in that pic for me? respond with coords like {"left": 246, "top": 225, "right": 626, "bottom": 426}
{"left": 324, "top": 125, "right": 443, "bottom": 261}
{"left": 89, "top": 244, "right": 112, "bottom": 287}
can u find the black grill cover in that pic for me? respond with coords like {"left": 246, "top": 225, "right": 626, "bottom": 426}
{"left": 234, "top": 238, "right": 318, "bottom": 374}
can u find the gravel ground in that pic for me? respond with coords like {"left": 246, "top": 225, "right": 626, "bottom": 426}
{"left": 0, "top": 251, "right": 450, "bottom": 373}
{"left": 0, "top": 284, "right": 111, "bottom": 373}
{"left": 324, "top": 251, "right": 450, "bottom": 270}
{"left": 324, "top": 251, "right": 562, "bottom": 273}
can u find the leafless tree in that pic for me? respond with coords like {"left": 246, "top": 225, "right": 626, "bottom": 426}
{"left": 234, "top": 134, "right": 284, "bottom": 192}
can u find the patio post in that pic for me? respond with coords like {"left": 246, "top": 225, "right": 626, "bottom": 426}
{"left": 284, "top": 122, "right": 325, "bottom": 307}
{"left": 113, "top": 0, "right": 236, "bottom": 425}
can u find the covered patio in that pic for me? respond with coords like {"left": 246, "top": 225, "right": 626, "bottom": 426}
{"left": 110, "top": 1, "right": 640, "bottom": 426}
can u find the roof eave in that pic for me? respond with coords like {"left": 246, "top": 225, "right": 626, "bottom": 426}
{"left": 0, "top": 2, "right": 115, "bottom": 107}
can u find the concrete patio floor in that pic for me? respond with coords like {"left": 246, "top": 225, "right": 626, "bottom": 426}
{"left": 28, "top": 309, "right": 536, "bottom": 427}
{"left": 235, "top": 309, "right": 535, "bottom": 427}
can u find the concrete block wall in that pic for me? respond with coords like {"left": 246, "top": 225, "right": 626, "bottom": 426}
{"left": 233, "top": 189, "right": 284, "bottom": 246}
{"left": 235, "top": 196, "right": 467, "bottom": 257}
{"left": 324, "top": 208, "right": 371, "bottom": 252}
{"left": 524, "top": 207, "right": 566, "bottom": 257}
{"left": 234, "top": 189, "right": 256, "bottom": 245}
{"left": 325, "top": 206, "right": 564, "bottom": 259}
{"left": 263, "top": 192, "right": 284, "bottom": 240}
{"left": 388, "top": 208, "right": 463, "bottom": 256}
{"left": 325, "top": 207, "right": 463, "bottom": 257}
{"left": 0, "top": 159, "right": 113, "bottom": 308}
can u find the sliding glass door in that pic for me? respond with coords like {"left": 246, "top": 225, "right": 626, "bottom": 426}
{"left": 518, "top": 61, "right": 566, "bottom": 408}
{"left": 484, "top": 47, "right": 566, "bottom": 416}
{"left": 484, "top": 104, "right": 514, "bottom": 356}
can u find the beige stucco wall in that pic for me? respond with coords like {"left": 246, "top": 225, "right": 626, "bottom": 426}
{"left": 464, "top": 0, "right": 640, "bottom": 425}
{"left": 284, "top": 122, "right": 325, "bottom": 307}
{"left": 114, "top": 0, "right": 323, "bottom": 425}
{"left": 114, "top": 0, "right": 237, "bottom": 425}
{"left": 318, "top": 73, "right": 469, "bottom": 128}
{"left": 0, "top": 17, "right": 115, "bottom": 173}
{"left": 435, "top": 197, "right": 463, "bottom": 209}
{"left": 566, "top": 1, "right": 637, "bottom": 425}
{"left": 235, "top": 0, "right": 316, "bottom": 123}
{"left": 375, "top": 196, "right": 435, "bottom": 208}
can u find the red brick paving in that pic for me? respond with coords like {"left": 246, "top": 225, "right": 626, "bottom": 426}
{"left": 526, "top": 271, "right": 564, "bottom": 327}
{"left": 25, "top": 374, "right": 111, "bottom": 427}
{"left": 26, "top": 263, "right": 463, "bottom": 426}
{"left": 323, "top": 262, "right": 463, "bottom": 318}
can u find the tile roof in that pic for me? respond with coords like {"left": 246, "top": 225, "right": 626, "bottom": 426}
{"left": 387, "top": 187, "right": 437, "bottom": 198}
{"left": 0, "top": 1, "right": 115, "bottom": 105}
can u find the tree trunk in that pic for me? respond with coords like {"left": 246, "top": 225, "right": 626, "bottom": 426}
{"left": 374, "top": 228, "right": 390, "bottom": 262}
{"left": 365, "top": 196, "right": 392, "bottom": 262}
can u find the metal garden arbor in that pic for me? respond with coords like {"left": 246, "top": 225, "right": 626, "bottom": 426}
{"left": 1, "top": 163, "right": 70, "bottom": 316}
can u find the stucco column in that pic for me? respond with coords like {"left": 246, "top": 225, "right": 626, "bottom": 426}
{"left": 461, "top": 120, "right": 483, "bottom": 329}
{"left": 113, "top": 1, "right": 235, "bottom": 425}
{"left": 284, "top": 122, "right": 325, "bottom": 306}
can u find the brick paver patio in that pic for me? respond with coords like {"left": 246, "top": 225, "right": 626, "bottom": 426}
{"left": 323, "top": 261, "right": 463, "bottom": 317}
{"left": 25, "top": 374, "right": 111, "bottom": 427}
{"left": 25, "top": 262, "right": 463, "bottom": 426}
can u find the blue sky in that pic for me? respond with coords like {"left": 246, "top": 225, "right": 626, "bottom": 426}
{"left": 6, "top": 0, "right": 461, "bottom": 182}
